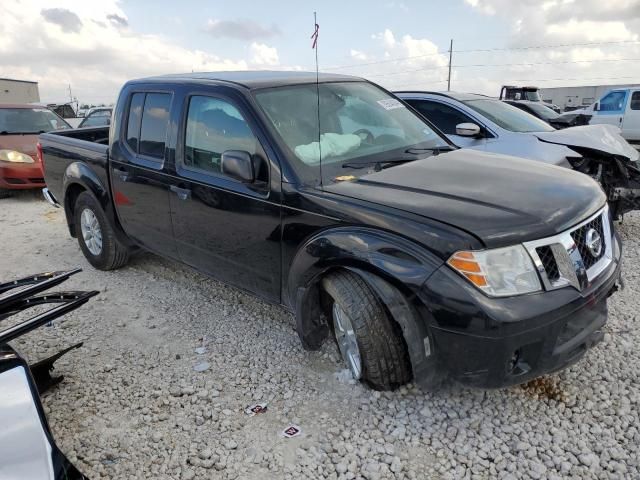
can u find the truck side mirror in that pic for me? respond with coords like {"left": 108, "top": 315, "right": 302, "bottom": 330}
{"left": 455, "top": 123, "right": 482, "bottom": 137}
{"left": 593, "top": 102, "right": 600, "bottom": 112}
{"left": 221, "top": 150, "right": 254, "bottom": 183}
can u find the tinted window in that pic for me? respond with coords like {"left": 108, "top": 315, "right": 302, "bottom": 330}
{"left": 463, "top": 99, "right": 555, "bottom": 133}
{"left": 126, "top": 93, "right": 145, "bottom": 152}
{"left": 630, "top": 92, "right": 640, "bottom": 110}
{"left": 408, "top": 100, "right": 474, "bottom": 135}
{"left": 599, "top": 91, "right": 627, "bottom": 112}
{"left": 139, "top": 93, "right": 171, "bottom": 159}
{"left": 185, "top": 96, "right": 258, "bottom": 176}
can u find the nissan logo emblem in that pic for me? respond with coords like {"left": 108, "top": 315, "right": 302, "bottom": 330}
{"left": 585, "top": 228, "right": 602, "bottom": 258}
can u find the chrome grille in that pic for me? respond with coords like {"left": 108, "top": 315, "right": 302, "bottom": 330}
{"left": 535, "top": 246, "right": 560, "bottom": 282}
{"left": 571, "top": 215, "right": 605, "bottom": 270}
{"left": 524, "top": 206, "right": 613, "bottom": 292}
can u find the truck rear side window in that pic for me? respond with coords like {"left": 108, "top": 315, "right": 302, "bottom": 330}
{"left": 139, "top": 93, "right": 171, "bottom": 159}
{"left": 126, "top": 93, "right": 145, "bottom": 152}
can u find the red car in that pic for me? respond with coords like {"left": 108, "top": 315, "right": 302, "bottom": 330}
{"left": 0, "top": 104, "right": 71, "bottom": 197}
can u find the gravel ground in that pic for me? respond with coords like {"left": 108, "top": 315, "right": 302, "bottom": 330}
{"left": 1, "top": 190, "right": 639, "bottom": 480}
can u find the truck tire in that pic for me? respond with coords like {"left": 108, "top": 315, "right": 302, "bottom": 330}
{"left": 322, "top": 271, "right": 412, "bottom": 391}
{"left": 74, "top": 191, "right": 129, "bottom": 270}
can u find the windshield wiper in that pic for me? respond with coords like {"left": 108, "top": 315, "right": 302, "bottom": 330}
{"left": 342, "top": 158, "right": 416, "bottom": 171}
{"left": 404, "top": 146, "right": 454, "bottom": 155}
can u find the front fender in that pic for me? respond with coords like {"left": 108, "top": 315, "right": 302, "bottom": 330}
{"left": 286, "top": 227, "right": 443, "bottom": 308}
{"left": 288, "top": 227, "right": 444, "bottom": 381}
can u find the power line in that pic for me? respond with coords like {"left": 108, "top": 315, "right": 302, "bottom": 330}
{"left": 365, "top": 57, "right": 640, "bottom": 79}
{"left": 324, "top": 39, "right": 640, "bottom": 71}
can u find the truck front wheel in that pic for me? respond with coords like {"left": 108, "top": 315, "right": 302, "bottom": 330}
{"left": 322, "top": 271, "right": 412, "bottom": 391}
{"left": 74, "top": 191, "right": 130, "bottom": 270}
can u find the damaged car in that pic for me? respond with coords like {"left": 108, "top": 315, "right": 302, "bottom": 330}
{"left": 0, "top": 268, "right": 97, "bottom": 479}
{"left": 397, "top": 91, "right": 640, "bottom": 219}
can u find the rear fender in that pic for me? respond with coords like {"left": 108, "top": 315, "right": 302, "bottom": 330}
{"left": 62, "top": 162, "right": 131, "bottom": 245}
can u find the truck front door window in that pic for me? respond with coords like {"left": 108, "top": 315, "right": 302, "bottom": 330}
{"left": 185, "top": 96, "right": 258, "bottom": 177}
{"left": 139, "top": 93, "right": 171, "bottom": 159}
{"left": 599, "top": 91, "right": 627, "bottom": 113}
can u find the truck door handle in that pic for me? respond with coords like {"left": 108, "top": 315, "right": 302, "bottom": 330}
{"left": 170, "top": 185, "right": 191, "bottom": 200}
{"left": 113, "top": 168, "right": 129, "bottom": 182}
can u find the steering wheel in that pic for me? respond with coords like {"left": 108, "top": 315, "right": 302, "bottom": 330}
{"left": 353, "top": 128, "right": 375, "bottom": 144}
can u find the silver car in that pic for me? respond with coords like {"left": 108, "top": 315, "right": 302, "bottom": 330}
{"left": 395, "top": 91, "right": 638, "bottom": 167}
{"left": 394, "top": 91, "right": 640, "bottom": 218}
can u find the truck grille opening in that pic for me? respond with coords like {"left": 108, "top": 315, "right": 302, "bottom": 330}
{"left": 524, "top": 207, "right": 612, "bottom": 292}
{"left": 535, "top": 246, "right": 560, "bottom": 282}
{"left": 571, "top": 215, "right": 605, "bottom": 270}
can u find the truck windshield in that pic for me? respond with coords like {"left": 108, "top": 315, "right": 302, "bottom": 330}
{"left": 0, "top": 108, "right": 71, "bottom": 134}
{"left": 254, "top": 82, "right": 450, "bottom": 184}
{"left": 524, "top": 91, "right": 542, "bottom": 102}
{"left": 463, "top": 99, "right": 555, "bottom": 133}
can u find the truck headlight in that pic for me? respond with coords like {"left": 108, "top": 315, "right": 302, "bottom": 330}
{"left": 447, "top": 245, "right": 541, "bottom": 297}
{"left": 0, "top": 150, "right": 34, "bottom": 163}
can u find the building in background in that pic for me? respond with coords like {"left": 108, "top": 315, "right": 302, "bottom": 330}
{"left": 0, "top": 78, "right": 40, "bottom": 104}
{"left": 540, "top": 83, "right": 640, "bottom": 112}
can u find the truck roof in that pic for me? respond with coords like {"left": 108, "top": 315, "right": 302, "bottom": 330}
{"left": 131, "top": 71, "right": 364, "bottom": 90}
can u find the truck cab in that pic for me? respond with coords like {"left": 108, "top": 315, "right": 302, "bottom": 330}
{"left": 580, "top": 88, "right": 640, "bottom": 142}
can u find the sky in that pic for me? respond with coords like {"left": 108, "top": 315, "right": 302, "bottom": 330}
{"left": 1, "top": 0, "right": 640, "bottom": 105}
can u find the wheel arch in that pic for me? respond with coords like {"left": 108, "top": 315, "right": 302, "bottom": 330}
{"left": 62, "top": 163, "right": 132, "bottom": 246}
{"left": 288, "top": 227, "right": 444, "bottom": 387}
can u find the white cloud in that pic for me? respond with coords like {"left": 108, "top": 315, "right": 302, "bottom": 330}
{"left": 350, "top": 49, "right": 368, "bottom": 61}
{"left": 249, "top": 42, "right": 279, "bottom": 66}
{"left": 0, "top": 0, "right": 251, "bottom": 104}
{"left": 330, "top": 29, "right": 450, "bottom": 92}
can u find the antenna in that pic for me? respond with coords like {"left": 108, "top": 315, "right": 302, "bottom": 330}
{"left": 312, "top": 13, "right": 322, "bottom": 187}
{"left": 447, "top": 39, "right": 453, "bottom": 91}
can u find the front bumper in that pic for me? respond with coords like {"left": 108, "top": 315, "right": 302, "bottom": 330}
{"left": 422, "top": 232, "right": 622, "bottom": 389}
{"left": 0, "top": 161, "right": 45, "bottom": 190}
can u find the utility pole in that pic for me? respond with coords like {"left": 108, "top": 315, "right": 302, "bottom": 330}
{"left": 68, "top": 84, "right": 73, "bottom": 103}
{"left": 447, "top": 39, "right": 453, "bottom": 91}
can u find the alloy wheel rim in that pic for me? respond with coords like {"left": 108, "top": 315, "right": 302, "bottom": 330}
{"left": 332, "top": 303, "right": 362, "bottom": 380}
{"left": 80, "top": 208, "right": 103, "bottom": 256}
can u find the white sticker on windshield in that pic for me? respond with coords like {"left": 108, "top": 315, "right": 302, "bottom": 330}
{"left": 377, "top": 99, "right": 405, "bottom": 110}
{"left": 33, "top": 108, "right": 50, "bottom": 113}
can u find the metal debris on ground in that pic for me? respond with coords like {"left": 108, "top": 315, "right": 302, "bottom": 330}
{"left": 244, "top": 403, "right": 268, "bottom": 416}
{"left": 281, "top": 425, "right": 302, "bottom": 438}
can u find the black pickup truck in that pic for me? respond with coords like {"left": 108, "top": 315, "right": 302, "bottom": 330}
{"left": 40, "top": 72, "right": 622, "bottom": 390}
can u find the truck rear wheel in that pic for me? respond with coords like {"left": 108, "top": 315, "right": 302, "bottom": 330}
{"left": 322, "top": 271, "right": 412, "bottom": 391}
{"left": 74, "top": 191, "right": 129, "bottom": 270}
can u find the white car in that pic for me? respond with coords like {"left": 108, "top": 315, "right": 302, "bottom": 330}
{"left": 395, "top": 91, "right": 640, "bottom": 218}
{"left": 559, "top": 88, "right": 640, "bottom": 143}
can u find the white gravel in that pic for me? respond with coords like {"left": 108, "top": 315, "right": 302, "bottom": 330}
{"left": 1, "top": 190, "right": 639, "bottom": 480}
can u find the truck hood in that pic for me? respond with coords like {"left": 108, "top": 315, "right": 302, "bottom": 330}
{"left": 534, "top": 124, "right": 639, "bottom": 161}
{"left": 324, "top": 149, "right": 606, "bottom": 248}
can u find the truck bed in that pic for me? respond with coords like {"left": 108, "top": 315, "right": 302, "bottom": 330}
{"left": 40, "top": 127, "right": 111, "bottom": 210}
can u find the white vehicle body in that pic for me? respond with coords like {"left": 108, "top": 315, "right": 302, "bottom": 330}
{"left": 560, "top": 88, "right": 640, "bottom": 142}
